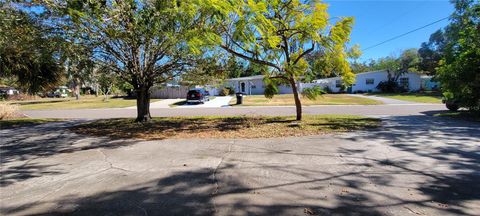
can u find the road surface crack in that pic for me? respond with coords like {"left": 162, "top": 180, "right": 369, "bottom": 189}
{"left": 98, "top": 149, "right": 137, "bottom": 173}
{"left": 211, "top": 139, "right": 234, "bottom": 213}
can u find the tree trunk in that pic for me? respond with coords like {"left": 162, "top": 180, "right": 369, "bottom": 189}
{"left": 74, "top": 78, "right": 80, "bottom": 100}
{"left": 290, "top": 79, "right": 302, "bottom": 121}
{"left": 135, "top": 85, "right": 152, "bottom": 122}
{"left": 95, "top": 83, "right": 99, "bottom": 97}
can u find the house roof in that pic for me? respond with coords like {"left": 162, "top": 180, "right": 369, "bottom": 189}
{"left": 227, "top": 75, "right": 264, "bottom": 81}
{"left": 354, "top": 70, "right": 388, "bottom": 76}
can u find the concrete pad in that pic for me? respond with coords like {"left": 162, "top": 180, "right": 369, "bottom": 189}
{"left": 176, "top": 96, "right": 233, "bottom": 108}
{"left": 1, "top": 116, "right": 479, "bottom": 215}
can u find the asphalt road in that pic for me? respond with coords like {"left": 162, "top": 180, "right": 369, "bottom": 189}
{"left": 23, "top": 104, "right": 447, "bottom": 119}
{"left": 1, "top": 114, "right": 479, "bottom": 215}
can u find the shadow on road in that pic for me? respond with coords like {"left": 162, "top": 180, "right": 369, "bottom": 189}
{"left": 0, "top": 121, "right": 137, "bottom": 187}
{"left": 1, "top": 115, "right": 479, "bottom": 215}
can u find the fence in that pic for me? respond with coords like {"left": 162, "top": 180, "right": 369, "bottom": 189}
{"left": 150, "top": 86, "right": 189, "bottom": 99}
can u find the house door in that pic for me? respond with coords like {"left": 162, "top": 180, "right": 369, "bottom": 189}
{"left": 240, "top": 82, "right": 246, "bottom": 93}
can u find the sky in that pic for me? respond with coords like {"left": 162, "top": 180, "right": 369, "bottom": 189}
{"left": 325, "top": 0, "right": 454, "bottom": 61}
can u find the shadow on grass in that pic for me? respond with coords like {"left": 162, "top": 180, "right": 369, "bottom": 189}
{"left": 424, "top": 110, "right": 480, "bottom": 122}
{"left": 70, "top": 116, "right": 381, "bottom": 140}
{"left": 0, "top": 118, "right": 60, "bottom": 129}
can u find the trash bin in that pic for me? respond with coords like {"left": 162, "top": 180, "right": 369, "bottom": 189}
{"left": 236, "top": 92, "right": 243, "bottom": 104}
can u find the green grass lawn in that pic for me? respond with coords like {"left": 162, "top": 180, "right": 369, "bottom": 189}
{"left": 230, "top": 94, "right": 382, "bottom": 106}
{"left": 370, "top": 92, "right": 442, "bottom": 103}
{"left": 0, "top": 118, "right": 61, "bottom": 129}
{"left": 10, "top": 96, "right": 160, "bottom": 110}
{"left": 70, "top": 115, "right": 381, "bottom": 140}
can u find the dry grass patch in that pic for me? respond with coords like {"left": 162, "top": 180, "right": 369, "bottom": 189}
{"left": 70, "top": 115, "right": 381, "bottom": 140}
{"left": 0, "top": 103, "right": 21, "bottom": 120}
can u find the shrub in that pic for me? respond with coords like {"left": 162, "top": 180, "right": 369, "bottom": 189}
{"left": 219, "top": 87, "right": 235, "bottom": 96}
{"left": 323, "top": 86, "right": 332, "bottom": 93}
{"left": 0, "top": 103, "right": 20, "bottom": 120}
{"left": 376, "top": 80, "right": 406, "bottom": 93}
{"left": 6, "top": 93, "right": 36, "bottom": 101}
{"left": 302, "top": 86, "right": 325, "bottom": 100}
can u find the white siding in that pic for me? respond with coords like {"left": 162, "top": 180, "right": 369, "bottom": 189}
{"left": 351, "top": 71, "right": 389, "bottom": 93}
{"left": 312, "top": 70, "right": 424, "bottom": 93}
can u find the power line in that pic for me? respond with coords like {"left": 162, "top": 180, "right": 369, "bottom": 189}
{"left": 362, "top": 16, "right": 449, "bottom": 51}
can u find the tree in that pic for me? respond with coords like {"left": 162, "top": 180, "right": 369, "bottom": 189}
{"left": 206, "top": 0, "right": 355, "bottom": 120}
{"left": 47, "top": 0, "right": 207, "bottom": 122}
{"left": 307, "top": 44, "right": 362, "bottom": 77}
{"left": 418, "top": 30, "right": 446, "bottom": 75}
{"left": 437, "top": 0, "right": 480, "bottom": 111}
{"left": 63, "top": 45, "right": 95, "bottom": 100}
{"left": 0, "top": 2, "right": 63, "bottom": 95}
{"left": 94, "top": 66, "right": 118, "bottom": 101}
{"left": 225, "top": 55, "right": 245, "bottom": 78}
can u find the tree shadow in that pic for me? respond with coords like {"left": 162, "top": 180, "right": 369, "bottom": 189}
{"left": 0, "top": 121, "right": 138, "bottom": 187}
{"left": 342, "top": 114, "right": 480, "bottom": 214}
{"left": 1, "top": 115, "right": 478, "bottom": 215}
{"left": 2, "top": 164, "right": 389, "bottom": 216}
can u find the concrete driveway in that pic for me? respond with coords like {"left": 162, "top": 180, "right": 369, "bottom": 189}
{"left": 1, "top": 115, "right": 479, "bottom": 215}
{"left": 177, "top": 96, "right": 233, "bottom": 108}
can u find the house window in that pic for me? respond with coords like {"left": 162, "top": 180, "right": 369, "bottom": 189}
{"left": 335, "top": 80, "right": 342, "bottom": 88}
{"left": 366, "top": 78, "right": 374, "bottom": 85}
{"left": 251, "top": 85, "right": 256, "bottom": 89}
{"left": 399, "top": 78, "right": 409, "bottom": 89}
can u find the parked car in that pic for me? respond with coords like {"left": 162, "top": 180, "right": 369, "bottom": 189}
{"left": 46, "top": 86, "right": 70, "bottom": 98}
{"left": 186, "top": 89, "right": 210, "bottom": 104}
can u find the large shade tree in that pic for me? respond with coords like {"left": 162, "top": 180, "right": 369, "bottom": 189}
{"left": 0, "top": 2, "right": 63, "bottom": 95}
{"left": 202, "top": 0, "right": 355, "bottom": 120}
{"left": 46, "top": 0, "right": 208, "bottom": 122}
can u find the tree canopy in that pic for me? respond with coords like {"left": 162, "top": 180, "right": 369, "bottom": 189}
{"left": 0, "top": 2, "right": 63, "bottom": 95}
{"left": 201, "top": 0, "right": 355, "bottom": 120}
{"left": 44, "top": 0, "right": 211, "bottom": 121}
{"left": 437, "top": 0, "right": 480, "bottom": 111}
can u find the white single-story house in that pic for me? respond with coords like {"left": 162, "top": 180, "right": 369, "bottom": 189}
{"left": 312, "top": 70, "right": 425, "bottom": 93}
{"left": 211, "top": 70, "right": 437, "bottom": 96}
{"left": 222, "top": 75, "right": 294, "bottom": 95}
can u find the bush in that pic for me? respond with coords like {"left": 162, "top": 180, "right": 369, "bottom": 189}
{"left": 0, "top": 103, "right": 20, "bottom": 120}
{"left": 219, "top": 87, "right": 235, "bottom": 96}
{"left": 323, "top": 86, "right": 332, "bottom": 93}
{"left": 6, "top": 93, "right": 36, "bottom": 101}
{"left": 376, "top": 81, "right": 406, "bottom": 93}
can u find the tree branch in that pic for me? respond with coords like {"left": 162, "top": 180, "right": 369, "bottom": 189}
{"left": 220, "top": 44, "right": 282, "bottom": 71}
{"left": 293, "top": 43, "right": 315, "bottom": 65}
